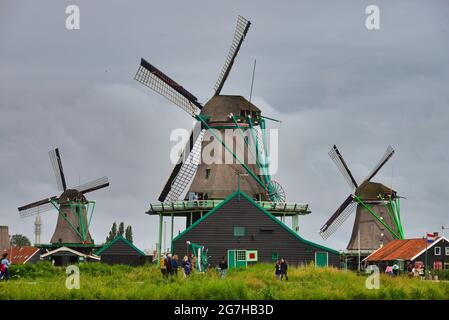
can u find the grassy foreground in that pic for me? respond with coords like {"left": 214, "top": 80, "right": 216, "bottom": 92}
{"left": 1, "top": 262, "right": 448, "bottom": 300}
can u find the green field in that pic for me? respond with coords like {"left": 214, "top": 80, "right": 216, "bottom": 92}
{"left": 1, "top": 262, "right": 448, "bottom": 300}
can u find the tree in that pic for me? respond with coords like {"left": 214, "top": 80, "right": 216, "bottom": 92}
{"left": 118, "top": 222, "right": 125, "bottom": 237}
{"left": 10, "top": 234, "right": 31, "bottom": 247}
{"left": 125, "top": 225, "right": 133, "bottom": 243}
{"left": 106, "top": 222, "right": 117, "bottom": 243}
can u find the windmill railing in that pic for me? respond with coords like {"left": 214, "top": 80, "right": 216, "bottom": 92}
{"left": 146, "top": 200, "right": 310, "bottom": 216}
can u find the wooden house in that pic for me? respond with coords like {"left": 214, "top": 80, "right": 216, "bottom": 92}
{"left": 96, "top": 235, "right": 146, "bottom": 266}
{"left": 41, "top": 246, "right": 100, "bottom": 266}
{"left": 365, "top": 235, "right": 449, "bottom": 271}
{"left": 172, "top": 191, "right": 340, "bottom": 268}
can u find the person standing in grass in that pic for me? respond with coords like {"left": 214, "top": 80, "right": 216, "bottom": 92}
{"left": 275, "top": 259, "right": 282, "bottom": 280}
{"left": 171, "top": 255, "right": 179, "bottom": 277}
{"left": 392, "top": 263, "right": 399, "bottom": 276}
{"left": 166, "top": 254, "right": 173, "bottom": 276}
{"left": 182, "top": 255, "right": 192, "bottom": 277}
{"left": 160, "top": 254, "right": 167, "bottom": 278}
{"left": 280, "top": 258, "right": 288, "bottom": 281}
{"left": 0, "top": 252, "right": 11, "bottom": 281}
{"left": 218, "top": 256, "right": 228, "bottom": 278}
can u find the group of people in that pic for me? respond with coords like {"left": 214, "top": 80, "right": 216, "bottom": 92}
{"left": 160, "top": 253, "right": 196, "bottom": 278}
{"left": 385, "top": 263, "right": 400, "bottom": 276}
{"left": 192, "top": 193, "right": 209, "bottom": 201}
{"left": 407, "top": 262, "right": 426, "bottom": 280}
{"left": 0, "top": 252, "right": 11, "bottom": 281}
{"left": 275, "top": 258, "right": 288, "bottom": 281}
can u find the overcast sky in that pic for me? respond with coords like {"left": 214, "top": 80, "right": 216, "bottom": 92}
{"left": 1, "top": 0, "right": 448, "bottom": 252}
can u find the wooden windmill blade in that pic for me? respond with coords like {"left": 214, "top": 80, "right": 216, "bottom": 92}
{"left": 18, "top": 196, "right": 58, "bottom": 218}
{"left": 329, "top": 145, "right": 358, "bottom": 190}
{"left": 319, "top": 194, "right": 357, "bottom": 239}
{"left": 49, "top": 148, "right": 67, "bottom": 191}
{"left": 363, "top": 145, "right": 395, "bottom": 183}
{"left": 214, "top": 15, "right": 251, "bottom": 95}
{"left": 134, "top": 58, "right": 203, "bottom": 117}
{"left": 159, "top": 123, "right": 205, "bottom": 202}
{"left": 73, "top": 176, "right": 110, "bottom": 194}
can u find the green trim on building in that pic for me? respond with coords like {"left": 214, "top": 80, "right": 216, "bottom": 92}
{"left": 96, "top": 235, "right": 145, "bottom": 256}
{"left": 172, "top": 190, "right": 339, "bottom": 255}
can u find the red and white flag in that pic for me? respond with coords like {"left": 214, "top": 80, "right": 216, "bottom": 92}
{"left": 427, "top": 233, "right": 436, "bottom": 243}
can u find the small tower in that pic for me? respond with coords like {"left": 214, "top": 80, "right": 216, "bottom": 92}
{"left": 34, "top": 214, "right": 42, "bottom": 245}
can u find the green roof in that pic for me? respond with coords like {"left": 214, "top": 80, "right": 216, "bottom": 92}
{"left": 96, "top": 235, "right": 145, "bottom": 256}
{"left": 172, "top": 190, "right": 339, "bottom": 255}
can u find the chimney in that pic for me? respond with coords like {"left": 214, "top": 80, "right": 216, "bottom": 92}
{"left": 0, "top": 226, "right": 10, "bottom": 251}
{"left": 434, "top": 232, "right": 439, "bottom": 238}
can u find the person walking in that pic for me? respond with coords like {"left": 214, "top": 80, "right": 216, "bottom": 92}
{"left": 0, "top": 252, "right": 11, "bottom": 281}
{"left": 218, "top": 256, "right": 228, "bottom": 278}
{"left": 280, "top": 258, "right": 288, "bottom": 281}
{"left": 274, "top": 259, "right": 282, "bottom": 280}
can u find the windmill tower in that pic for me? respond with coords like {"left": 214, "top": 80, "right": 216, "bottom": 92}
{"left": 135, "top": 16, "right": 287, "bottom": 209}
{"left": 319, "top": 145, "right": 405, "bottom": 251}
{"left": 18, "top": 148, "right": 110, "bottom": 245}
{"left": 34, "top": 214, "right": 41, "bottom": 245}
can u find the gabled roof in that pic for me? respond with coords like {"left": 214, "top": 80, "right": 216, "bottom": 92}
{"left": 5, "top": 246, "right": 40, "bottom": 264}
{"left": 95, "top": 235, "right": 145, "bottom": 256}
{"left": 172, "top": 190, "right": 339, "bottom": 255}
{"left": 41, "top": 246, "right": 100, "bottom": 260}
{"left": 365, "top": 236, "right": 448, "bottom": 262}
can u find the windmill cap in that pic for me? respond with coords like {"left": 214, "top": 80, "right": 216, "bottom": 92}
{"left": 201, "top": 95, "right": 261, "bottom": 123}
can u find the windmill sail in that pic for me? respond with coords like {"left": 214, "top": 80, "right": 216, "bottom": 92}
{"left": 73, "top": 176, "right": 109, "bottom": 194}
{"left": 214, "top": 15, "right": 251, "bottom": 95}
{"left": 18, "top": 197, "right": 58, "bottom": 218}
{"left": 329, "top": 145, "right": 358, "bottom": 190}
{"left": 49, "top": 148, "right": 67, "bottom": 191}
{"left": 363, "top": 145, "right": 395, "bottom": 183}
{"left": 159, "top": 126, "right": 205, "bottom": 202}
{"left": 134, "top": 58, "right": 202, "bottom": 117}
{"left": 319, "top": 194, "right": 356, "bottom": 239}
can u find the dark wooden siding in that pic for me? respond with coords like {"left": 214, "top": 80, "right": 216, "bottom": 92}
{"left": 173, "top": 195, "right": 339, "bottom": 267}
{"left": 98, "top": 239, "right": 145, "bottom": 266}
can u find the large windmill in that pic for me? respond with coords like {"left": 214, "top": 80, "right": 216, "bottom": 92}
{"left": 319, "top": 145, "right": 404, "bottom": 251}
{"left": 135, "top": 16, "right": 310, "bottom": 260}
{"left": 18, "top": 148, "right": 109, "bottom": 245}
{"left": 135, "top": 15, "right": 286, "bottom": 209}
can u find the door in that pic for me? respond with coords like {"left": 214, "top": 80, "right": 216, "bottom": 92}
{"left": 235, "top": 250, "right": 247, "bottom": 268}
{"left": 228, "top": 250, "right": 236, "bottom": 269}
{"left": 315, "top": 252, "right": 328, "bottom": 267}
{"left": 228, "top": 250, "right": 247, "bottom": 269}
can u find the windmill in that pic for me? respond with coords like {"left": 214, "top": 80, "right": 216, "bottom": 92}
{"left": 319, "top": 145, "right": 404, "bottom": 251}
{"left": 134, "top": 15, "right": 286, "bottom": 211}
{"left": 18, "top": 148, "right": 109, "bottom": 245}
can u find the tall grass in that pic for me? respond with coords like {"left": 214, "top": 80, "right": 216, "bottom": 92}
{"left": 1, "top": 262, "right": 448, "bottom": 300}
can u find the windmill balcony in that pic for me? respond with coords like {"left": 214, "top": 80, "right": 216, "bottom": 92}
{"left": 146, "top": 200, "right": 310, "bottom": 217}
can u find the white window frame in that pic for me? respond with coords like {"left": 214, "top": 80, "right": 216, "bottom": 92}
{"left": 446, "top": 247, "right": 449, "bottom": 256}
{"left": 434, "top": 246, "right": 441, "bottom": 256}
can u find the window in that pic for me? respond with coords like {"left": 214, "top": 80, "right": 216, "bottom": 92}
{"left": 446, "top": 247, "right": 449, "bottom": 256}
{"left": 205, "top": 169, "right": 211, "bottom": 179}
{"left": 233, "top": 226, "right": 246, "bottom": 237}
{"left": 434, "top": 246, "right": 441, "bottom": 255}
{"left": 236, "top": 250, "right": 246, "bottom": 261}
{"left": 434, "top": 261, "right": 443, "bottom": 270}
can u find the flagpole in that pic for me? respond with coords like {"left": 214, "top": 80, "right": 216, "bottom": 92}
{"left": 425, "top": 232, "right": 428, "bottom": 279}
